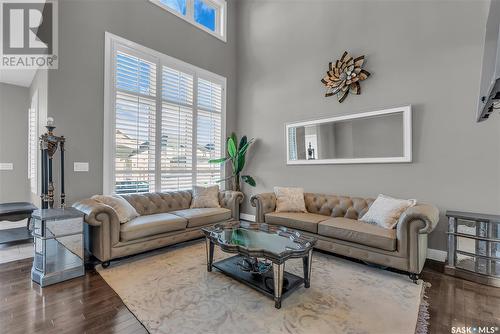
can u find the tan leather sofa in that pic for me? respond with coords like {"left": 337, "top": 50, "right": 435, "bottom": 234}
{"left": 250, "top": 192, "right": 439, "bottom": 282}
{"left": 73, "top": 190, "right": 243, "bottom": 267}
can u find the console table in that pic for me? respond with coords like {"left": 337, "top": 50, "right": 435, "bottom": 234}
{"left": 446, "top": 210, "right": 500, "bottom": 287}
{"left": 31, "top": 208, "right": 85, "bottom": 287}
{"left": 0, "top": 202, "right": 37, "bottom": 245}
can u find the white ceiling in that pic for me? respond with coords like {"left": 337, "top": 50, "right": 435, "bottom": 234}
{"left": 0, "top": 69, "right": 36, "bottom": 87}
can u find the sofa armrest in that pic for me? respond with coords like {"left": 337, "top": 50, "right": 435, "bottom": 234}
{"left": 219, "top": 191, "right": 244, "bottom": 220}
{"left": 72, "top": 198, "right": 121, "bottom": 261}
{"left": 72, "top": 198, "right": 119, "bottom": 227}
{"left": 397, "top": 203, "right": 440, "bottom": 235}
{"left": 250, "top": 192, "right": 277, "bottom": 223}
{"left": 396, "top": 203, "right": 439, "bottom": 274}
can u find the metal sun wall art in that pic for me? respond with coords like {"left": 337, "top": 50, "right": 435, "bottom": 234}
{"left": 321, "top": 51, "right": 371, "bottom": 103}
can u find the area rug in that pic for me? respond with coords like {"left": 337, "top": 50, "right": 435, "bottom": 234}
{"left": 97, "top": 241, "right": 429, "bottom": 334}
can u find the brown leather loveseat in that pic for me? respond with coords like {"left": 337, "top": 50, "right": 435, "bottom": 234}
{"left": 251, "top": 192, "right": 439, "bottom": 282}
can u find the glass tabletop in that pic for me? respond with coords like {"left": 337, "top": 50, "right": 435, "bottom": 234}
{"left": 202, "top": 222, "right": 315, "bottom": 256}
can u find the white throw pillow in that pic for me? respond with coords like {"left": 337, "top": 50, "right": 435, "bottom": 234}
{"left": 274, "top": 186, "right": 307, "bottom": 213}
{"left": 91, "top": 195, "right": 139, "bottom": 224}
{"left": 360, "top": 194, "right": 417, "bottom": 229}
{"left": 191, "top": 185, "right": 221, "bottom": 208}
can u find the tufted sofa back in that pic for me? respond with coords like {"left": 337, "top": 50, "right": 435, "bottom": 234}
{"left": 304, "top": 193, "right": 375, "bottom": 220}
{"left": 121, "top": 191, "right": 192, "bottom": 216}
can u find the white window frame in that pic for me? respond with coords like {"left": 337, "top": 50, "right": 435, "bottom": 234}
{"left": 104, "top": 32, "right": 226, "bottom": 195}
{"left": 150, "top": 0, "right": 227, "bottom": 42}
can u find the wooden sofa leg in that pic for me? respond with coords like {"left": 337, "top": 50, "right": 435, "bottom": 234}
{"left": 409, "top": 273, "right": 419, "bottom": 284}
{"left": 101, "top": 261, "right": 111, "bottom": 268}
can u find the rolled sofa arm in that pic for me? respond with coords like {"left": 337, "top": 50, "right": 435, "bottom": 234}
{"left": 396, "top": 203, "right": 439, "bottom": 274}
{"left": 219, "top": 191, "right": 244, "bottom": 220}
{"left": 397, "top": 203, "right": 440, "bottom": 235}
{"left": 250, "top": 192, "right": 277, "bottom": 223}
{"left": 72, "top": 198, "right": 119, "bottom": 227}
{"left": 72, "top": 198, "right": 121, "bottom": 261}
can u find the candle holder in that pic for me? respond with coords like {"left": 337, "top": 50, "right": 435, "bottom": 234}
{"left": 307, "top": 142, "right": 315, "bottom": 160}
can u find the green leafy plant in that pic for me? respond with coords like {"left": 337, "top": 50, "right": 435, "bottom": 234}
{"left": 209, "top": 133, "right": 256, "bottom": 191}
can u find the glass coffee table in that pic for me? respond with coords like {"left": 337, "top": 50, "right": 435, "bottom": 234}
{"left": 202, "top": 222, "right": 316, "bottom": 309}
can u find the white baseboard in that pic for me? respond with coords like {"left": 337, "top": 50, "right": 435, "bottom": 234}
{"left": 239, "top": 213, "right": 256, "bottom": 222}
{"left": 426, "top": 248, "right": 447, "bottom": 262}
{"left": 239, "top": 213, "right": 447, "bottom": 262}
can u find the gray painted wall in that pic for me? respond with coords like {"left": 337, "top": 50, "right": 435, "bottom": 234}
{"left": 0, "top": 83, "right": 29, "bottom": 202}
{"left": 235, "top": 0, "right": 500, "bottom": 250}
{"left": 47, "top": 0, "right": 238, "bottom": 205}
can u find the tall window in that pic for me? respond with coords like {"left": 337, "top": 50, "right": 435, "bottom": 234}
{"left": 196, "top": 78, "right": 223, "bottom": 185}
{"left": 104, "top": 33, "right": 225, "bottom": 195}
{"left": 150, "top": 0, "right": 226, "bottom": 41}
{"left": 114, "top": 51, "right": 157, "bottom": 194}
{"left": 160, "top": 66, "right": 194, "bottom": 191}
{"left": 28, "top": 91, "right": 38, "bottom": 195}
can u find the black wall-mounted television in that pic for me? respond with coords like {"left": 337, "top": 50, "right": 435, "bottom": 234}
{"left": 478, "top": 77, "right": 500, "bottom": 121}
{"left": 476, "top": 0, "right": 500, "bottom": 122}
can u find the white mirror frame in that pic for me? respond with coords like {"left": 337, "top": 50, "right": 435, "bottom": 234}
{"left": 285, "top": 105, "right": 412, "bottom": 165}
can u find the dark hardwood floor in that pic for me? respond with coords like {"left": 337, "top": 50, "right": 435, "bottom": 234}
{"left": 0, "top": 258, "right": 147, "bottom": 334}
{"left": 422, "top": 263, "right": 500, "bottom": 333}
{"left": 0, "top": 256, "right": 498, "bottom": 334}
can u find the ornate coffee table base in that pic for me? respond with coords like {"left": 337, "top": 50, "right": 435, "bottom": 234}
{"left": 206, "top": 239, "right": 313, "bottom": 309}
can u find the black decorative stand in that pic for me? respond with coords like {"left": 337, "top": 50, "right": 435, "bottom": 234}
{"left": 40, "top": 119, "right": 65, "bottom": 209}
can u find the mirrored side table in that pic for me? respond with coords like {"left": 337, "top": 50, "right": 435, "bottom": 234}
{"left": 31, "top": 208, "right": 85, "bottom": 287}
{"left": 445, "top": 211, "right": 500, "bottom": 287}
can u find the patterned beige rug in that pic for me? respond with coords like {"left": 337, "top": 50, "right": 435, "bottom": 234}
{"left": 97, "top": 240, "right": 428, "bottom": 334}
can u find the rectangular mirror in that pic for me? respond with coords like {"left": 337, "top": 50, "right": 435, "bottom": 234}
{"left": 286, "top": 105, "right": 412, "bottom": 164}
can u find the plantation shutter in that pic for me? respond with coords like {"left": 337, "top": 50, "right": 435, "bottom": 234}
{"left": 160, "top": 66, "right": 194, "bottom": 191}
{"left": 196, "top": 77, "right": 223, "bottom": 186}
{"left": 114, "top": 50, "right": 157, "bottom": 194}
{"left": 28, "top": 105, "right": 37, "bottom": 194}
{"left": 107, "top": 37, "right": 226, "bottom": 195}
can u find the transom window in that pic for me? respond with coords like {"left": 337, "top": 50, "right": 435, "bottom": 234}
{"left": 150, "top": 0, "right": 226, "bottom": 42}
{"left": 104, "top": 33, "right": 226, "bottom": 194}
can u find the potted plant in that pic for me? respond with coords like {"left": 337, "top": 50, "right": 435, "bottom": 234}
{"left": 209, "top": 133, "right": 256, "bottom": 192}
